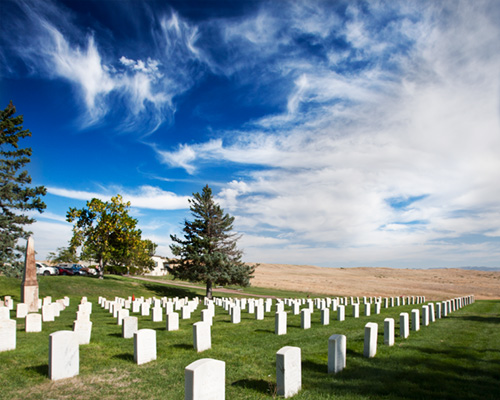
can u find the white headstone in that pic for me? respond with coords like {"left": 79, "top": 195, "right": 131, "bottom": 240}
{"left": 193, "top": 322, "right": 211, "bottom": 352}
{"left": 16, "top": 303, "right": 28, "bottom": 319}
{"left": 166, "top": 312, "right": 180, "bottom": 331}
{"left": 132, "top": 300, "right": 141, "bottom": 313}
{"left": 328, "top": 334, "right": 346, "bottom": 374}
{"left": 411, "top": 309, "right": 420, "bottom": 331}
{"left": 42, "top": 304, "right": 54, "bottom": 322}
{"left": 182, "top": 305, "right": 191, "bottom": 319}
{"left": 0, "top": 319, "right": 16, "bottom": 351}
{"left": 49, "top": 331, "right": 79, "bottom": 380}
{"left": 275, "top": 311, "right": 287, "bottom": 335}
{"left": 276, "top": 346, "right": 301, "bottom": 398}
{"left": 436, "top": 302, "right": 442, "bottom": 319}
{"left": 134, "top": 329, "right": 157, "bottom": 365}
{"left": 152, "top": 306, "right": 163, "bottom": 322}
{"left": 384, "top": 318, "right": 394, "bottom": 346}
{"left": 73, "top": 320, "right": 92, "bottom": 345}
{"left": 76, "top": 310, "right": 90, "bottom": 322}
{"left": 123, "top": 316, "right": 138, "bottom": 338}
{"left": 422, "top": 305, "right": 429, "bottom": 326}
{"left": 185, "top": 358, "right": 225, "bottom": 400}
{"left": 364, "top": 303, "right": 371, "bottom": 317}
{"left": 265, "top": 299, "right": 272, "bottom": 313}
{"left": 400, "top": 313, "right": 409, "bottom": 338}
{"left": 321, "top": 308, "right": 330, "bottom": 325}
{"left": 117, "top": 309, "right": 130, "bottom": 325}
{"left": 428, "top": 303, "right": 436, "bottom": 323}
{"left": 337, "top": 305, "right": 345, "bottom": 321}
{"left": 301, "top": 309, "right": 311, "bottom": 329}
{"left": 141, "top": 302, "right": 150, "bottom": 316}
{"left": 201, "top": 309, "right": 213, "bottom": 326}
{"left": 52, "top": 302, "right": 62, "bottom": 317}
{"left": 363, "top": 322, "right": 378, "bottom": 358}
{"left": 78, "top": 302, "right": 92, "bottom": 314}
{"left": 26, "top": 313, "right": 42, "bottom": 332}
{"left": 255, "top": 304, "right": 264, "bottom": 320}
{"left": 231, "top": 306, "right": 241, "bottom": 324}
{"left": 352, "top": 303, "right": 359, "bottom": 318}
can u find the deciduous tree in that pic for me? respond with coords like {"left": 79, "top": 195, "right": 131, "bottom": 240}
{"left": 66, "top": 195, "right": 155, "bottom": 277}
{"left": 0, "top": 101, "right": 46, "bottom": 277}
{"left": 47, "top": 246, "right": 79, "bottom": 264}
{"left": 168, "top": 185, "right": 254, "bottom": 299}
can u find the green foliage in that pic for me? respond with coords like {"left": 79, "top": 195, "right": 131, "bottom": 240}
{"left": 66, "top": 195, "right": 155, "bottom": 276}
{"left": 169, "top": 185, "right": 254, "bottom": 298}
{"left": 47, "top": 246, "right": 79, "bottom": 264}
{"left": 0, "top": 101, "right": 46, "bottom": 277}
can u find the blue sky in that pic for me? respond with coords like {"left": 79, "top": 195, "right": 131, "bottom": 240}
{"left": 1, "top": 0, "right": 500, "bottom": 268}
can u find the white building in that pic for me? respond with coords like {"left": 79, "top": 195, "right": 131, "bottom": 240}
{"left": 145, "top": 255, "right": 169, "bottom": 276}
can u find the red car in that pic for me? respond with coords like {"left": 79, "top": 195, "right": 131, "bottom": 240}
{"left": 56, "top": 266, "right": 76, "bottom": 275}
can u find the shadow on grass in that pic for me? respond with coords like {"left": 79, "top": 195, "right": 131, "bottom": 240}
{"left": 456, "top": 315, "right": 500, "bottom": 324}
{"left": 231, "top": 379, "right": 272, "bottom": 395}
{"left": 113, "top": 353, "right": 134, "bottom": 362}
{"left": 172, "top": 343, "right": 192, "bottom": 350}
{"left": 109, "top": 332, "right": 123, "bottom": 338}
{"left": 302, "top": 359, "right": 326, "bottom": 374}
{"left": 303, "top": 352, "right": 500, "bottom": 400}
{"left": 25, "top": 364, "right": 48, "bottom": 377}
{"left": 141, "top": 283, "right": 197, "bottom": 299}
{"left": 254, "top": 329, "right": 274, "bottom": 334}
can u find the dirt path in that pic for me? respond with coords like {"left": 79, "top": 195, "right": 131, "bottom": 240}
{"left": 130, "top": 276, "right": 276, "bottom": 298}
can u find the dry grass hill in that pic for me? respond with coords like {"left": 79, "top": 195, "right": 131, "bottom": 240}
{"left": 249, "top": 263, "right": 500, "bottom": 300}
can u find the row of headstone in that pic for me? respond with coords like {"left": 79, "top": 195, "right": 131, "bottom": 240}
{"left": 0, "top": 295, "right": 70, "bottom": 315}
{"left": 98, "top": 296, "right": 213, "bottom": 362}
{"left": 0, "top": 296, "right": 70, "bottom": 353}
{"left": 9, "top": 292, "right": 475, "bottom": 388}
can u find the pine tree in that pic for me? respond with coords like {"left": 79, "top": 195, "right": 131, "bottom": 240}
{"left": 0, "top": 101, "right": 46, "bottom": 277}
{"left": 168, "top": 185, "right": 254, "bottom": 299}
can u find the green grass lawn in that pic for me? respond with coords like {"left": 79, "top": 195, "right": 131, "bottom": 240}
{"left": 0, "top": 275, "right": 498, "bottom": 399}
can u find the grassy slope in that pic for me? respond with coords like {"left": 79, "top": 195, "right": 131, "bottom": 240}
{"left": 0, "top": 275, "right": 498, "bottom": 400}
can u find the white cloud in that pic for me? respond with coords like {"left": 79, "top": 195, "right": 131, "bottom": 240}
{"left": 31, "top": 220, "right": 73, "bottom": 261}
{"left": 7, "top": 4, "right": 202, "bottom": 134}
{"left": 155, "top": 1, "right": 500, "bottom": 267}
{"left": 48, "top": 185, "right": 190, "bottom": 210}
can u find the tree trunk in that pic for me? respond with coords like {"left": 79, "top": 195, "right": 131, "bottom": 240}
{"left": 206, "top": 280, "right": 213, "bottom": 299}
{"left": 99, "top": 257, "right": 104, "bottom": 280}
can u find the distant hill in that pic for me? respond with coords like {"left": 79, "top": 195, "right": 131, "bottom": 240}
{"left": 458, "top": 266, "right": 500, "bottom": 272}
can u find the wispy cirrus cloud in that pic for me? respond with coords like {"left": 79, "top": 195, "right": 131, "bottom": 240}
{"left": 2, "top": 0, "right": 202, "bottom": 134}
{"left": 154, "top": 1, "right": 500, "bottom": 267}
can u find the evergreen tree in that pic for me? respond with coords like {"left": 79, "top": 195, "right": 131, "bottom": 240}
{"left": 0, "top": 102, "right": 46, "bottom": 277}
{"left": 168, "top": 185, "right": 254, "bottom": 299}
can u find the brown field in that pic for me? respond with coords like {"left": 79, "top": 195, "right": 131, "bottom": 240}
{"left": 250, "top": 263, "right": 500, "bottom": 300}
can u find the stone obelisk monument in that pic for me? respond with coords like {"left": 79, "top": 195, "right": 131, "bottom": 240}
{"left": 21, "top": 236, "right": 39, "bottom": 312}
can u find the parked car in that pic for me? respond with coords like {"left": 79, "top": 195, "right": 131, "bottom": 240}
{"left": 36, "top": 262, "right": 58, "bottom": 276}
{"left": 80, "top": 266, "right": 97, "bottom": 276}
{"left": 57, "top": 264, "right": 86, "bottom": 276}
{"left": 56, "top": 265, "right": 76, "bottom": 276}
